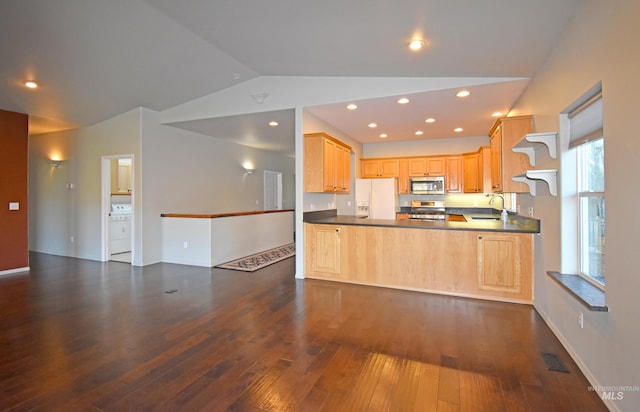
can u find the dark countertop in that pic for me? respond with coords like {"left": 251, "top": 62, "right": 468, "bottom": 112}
{"left": 305, "top": 211, "right": 540, "bottom": 234}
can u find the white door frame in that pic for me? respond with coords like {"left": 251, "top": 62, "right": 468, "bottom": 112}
{"left": 101, "top": 154, "right": 135, "bottom": 262}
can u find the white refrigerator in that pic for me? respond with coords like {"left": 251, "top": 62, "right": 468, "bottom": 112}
{"left": 355, "top": 178, "right": 398, "bottom": 220}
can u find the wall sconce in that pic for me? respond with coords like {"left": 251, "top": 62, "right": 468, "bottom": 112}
{"left": 244, "top": 167, "right": 256, "bottom": 175}
{"left": 49, "top": 160, "right": 62, "bottom": 168}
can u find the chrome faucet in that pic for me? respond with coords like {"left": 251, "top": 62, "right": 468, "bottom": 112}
{"left": 487, "top": 194, "right": 509, "bottom": 221}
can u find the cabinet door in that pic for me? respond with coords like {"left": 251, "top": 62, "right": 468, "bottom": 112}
{"left": 361, "top": 159, "right": 381, "bottom": 178}
{"left": 336, "top": 145, "right": 351, "bottom": 192}
{"left": 306, "top": 224, "right": 341, "bottom": 275}
{"left": 398, "top": 159, "right": 409, "bottom": 194}
{"left": 323, "top": 139, "right": 337, "bottom": 191}
{"left": 380, "top": 159, "right": 399, "bottom": 177}
{"left": 477, "top": 233, "right": 521, "bottom": 293}
{"left": 479, "top": 146, "right": 492, "bottom": 193}
{"left": 463, "top": 153, "right": 480, "bottom": 193}
{"left": 445, "top": 156, "right": 462, "bottom": 193}
{"left": 500, "top": 117, "right": 532, "bottom": 193}
{"left": 408, "top": 158, "right": 427, "bottom": 176}
{"left": 426, "top": 157, "right": 445, "bottom": 175}
{"left": 490, "top": 127, "right": 502, "bottom": 192}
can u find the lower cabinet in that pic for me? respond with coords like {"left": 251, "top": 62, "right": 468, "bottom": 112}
{"left": 477, "top": 233, "right": 526, "bottom": 294}
{"left": 305, "top": 224, "right": 342, "bottom": 276}
{"left": 305, "top": 223, "right": 533, "bottom": 303}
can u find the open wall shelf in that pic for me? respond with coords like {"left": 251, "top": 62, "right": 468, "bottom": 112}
{"left": 512, "top": 132, "right": 558, "bottom": 166}
{"left": 512, "top": 169, "right": 558, "bottom": 196}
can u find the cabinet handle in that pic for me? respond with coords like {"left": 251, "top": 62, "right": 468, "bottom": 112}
{"left": 336, "top": 228, "right": 340, "bottom": 233}
{"left": 478, "top": 236, "right": 483, "bottom": 240}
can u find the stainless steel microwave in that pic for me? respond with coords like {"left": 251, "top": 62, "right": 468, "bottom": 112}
{"left": 409, "top": 176, "right": 445, "bottom": 195}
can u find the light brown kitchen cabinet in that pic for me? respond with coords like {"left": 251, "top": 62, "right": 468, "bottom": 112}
{"left": 110, "top": 159, "right": 132, "bottom": 195}
{"left": 408, "top": 157, "right": 445, "bottom": 176}
{"left": 398, "top": 159, "right": 409, "bottom": 194}
{"left": 489, "top": 116, "right": 532, "bottom": 193}
{"left": 463, "top": 146, "right": 491, "bottom": 193}
{"left": 445, "top": 156, "right": 462, "bottom": 193}
{"left": 305, "top": 223, "right": 533, "bottom": 304}
{"left": 360, "top": 158, "right": 399, "bottom": 178}
{"left": 335, "top": 144, "right": 351, "bottom": 192}
{"left": 304, "top": 132, "right": 351, "bottom": 193}
{"left": 477, "top": 233, "right": 532, "bottom": 296}
{"left": 305, "top": 224, "right": 343, "bottom": 277}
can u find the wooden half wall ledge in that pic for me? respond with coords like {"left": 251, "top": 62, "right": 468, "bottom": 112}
{"left": 161, "top": 209, "right": 294, "bottom": 219}
{"left": 547, "top": 271, "right": 608, "bottom": 312}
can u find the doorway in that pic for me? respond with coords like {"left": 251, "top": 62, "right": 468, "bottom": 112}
{"left": 101, "top": 155, "right": 134, "bottom": 264}
{"left": 264, "top": 170, "right": 283, "bottom": 210}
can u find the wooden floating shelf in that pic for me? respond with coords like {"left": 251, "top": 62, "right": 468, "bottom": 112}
{"left": 512, "top": 132, "right": 558, "bottom": 166}
{"left": 512, "top": 169, "right": 558, "bottom": 196}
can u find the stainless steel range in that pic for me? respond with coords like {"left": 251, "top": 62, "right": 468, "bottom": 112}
{"left": 408, "top": 200, "right": 446, "bottom": 220}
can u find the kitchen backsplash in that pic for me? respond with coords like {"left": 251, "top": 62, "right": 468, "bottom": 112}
{"left": 400, "top": 193, "right": 517, "bottom": 211}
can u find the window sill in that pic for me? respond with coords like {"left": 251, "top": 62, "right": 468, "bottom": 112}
{"left": 547, "top": 271, "right": 608, "bottom": 312}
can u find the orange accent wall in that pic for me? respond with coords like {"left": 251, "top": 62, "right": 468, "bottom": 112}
{"left": 0, "top": 109, "right": 28, "bottom": 271}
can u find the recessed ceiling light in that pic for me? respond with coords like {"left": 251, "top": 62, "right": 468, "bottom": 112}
{"left": 425, "top": 118, "right": 436, "bottom": 123}
{"left": 25, "top": 81, "right": 38, "bottom": 89}
{"left": 268, "top": 121, "right": 279, "bottom": 127}
{"left": 368, "top": 123, "right": 377, "bottom": 128}
{"left": 379, "top": 133, "right": 388, "bottom": 138}
{"left": 491, "top": 111, "right": 503, "bottom": 117}
{"left": 346, "top": 103, "right": 358, "bottom": 110}
{"left": 397, "top": 97, "right": 410, "bottom": 105}
{"left": 415, "top": 131, "right": 424, "bottom": 136}
{"left": 456, "top": 90, "right": 470, "bottom": 98}
{"left": 408, "top": 39, "right": 426, "bottom": 51}
{"left": 454, "top": 127, "right": 464, "bottom": 133}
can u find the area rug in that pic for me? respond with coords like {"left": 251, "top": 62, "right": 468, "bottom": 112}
{"left": 215, "top": 243, "right": 296, "bottom": 272}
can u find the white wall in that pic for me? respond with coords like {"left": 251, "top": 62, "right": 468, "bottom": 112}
{"left": 29, "top": 128, "right": 78, "bottom": 256}
{"left": 140, "top": 108, "right": 295, "bottom": 265}
{"left": 29, "top": 109, "right": 142, "bottom": 262}
{"left": 29, "top": 108, "right": 295, "bottom": 267}
{"left": 511, "top": 1, "right": 640, "bottom": 410}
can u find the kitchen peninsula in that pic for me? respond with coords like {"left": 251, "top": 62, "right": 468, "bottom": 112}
{"left": 304, "top": 210, "right": 539, "bottom": 304}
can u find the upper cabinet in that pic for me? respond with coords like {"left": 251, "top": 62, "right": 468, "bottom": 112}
{"left": 463, "top": 146, "right": 491, "bottom": 193}
{"left": 445, "top": 156, "right": 462, "bottom": 193}
{"left": 398, "top": 159, "right": 410, "bottom": 194}
{"left": 408, "top": 156, "right": 445, "bottom": 176}
{"left": 361, "top": 158, "right": 399, "bottom": 178}
{"left": 489, "top": 116, "right": 532, "bottom": 193}
{"left": 110, "top": 159, "right": 132, "bottom": 195}
{"left": 304, "top": 132, "right": 352, "bottom": 193}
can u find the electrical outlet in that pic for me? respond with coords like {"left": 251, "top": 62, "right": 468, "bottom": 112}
{"left": 578, "top": 312, "right": 584, "bottom": 329}
{"left": 183, "top": 241, "right": 188, "bottom": 249}
{"left": 527, "top": 206, "right": 534, "bottom": 217}
{"left": 70, "top": 236, "right": 74, "bottom": 243}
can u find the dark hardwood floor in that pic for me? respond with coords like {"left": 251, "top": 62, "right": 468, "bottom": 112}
{"left": 1, "top": 252, "right": 606, "bottom": 411}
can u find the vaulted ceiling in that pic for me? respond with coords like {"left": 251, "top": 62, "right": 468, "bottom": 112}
{"left": 0, "top": 0, "right": 584, "bottom": 149}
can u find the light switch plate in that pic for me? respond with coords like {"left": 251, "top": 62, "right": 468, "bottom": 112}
{"left": 9, "top": 202, "right": 19, "bottom": 210}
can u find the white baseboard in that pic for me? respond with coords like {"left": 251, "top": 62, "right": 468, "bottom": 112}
{"left": 0, "top": 266, "right": 30, "bottom": 276}
{"left": 533, "top": 303, "right": 618, "bottom": 412}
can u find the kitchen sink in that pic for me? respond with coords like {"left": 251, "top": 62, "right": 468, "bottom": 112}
{"left": 471, "top": 216, "right": 501, "bottom": 220}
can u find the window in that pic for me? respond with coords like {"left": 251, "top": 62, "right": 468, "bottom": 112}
{"left": 569, "top": 91, "right": 605, "bottom": 286}
{"left": 577, "top": 138, "right": 605, "bottom": 284}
